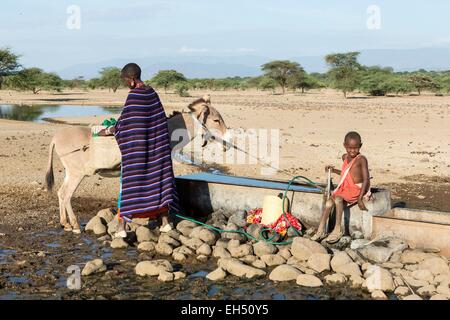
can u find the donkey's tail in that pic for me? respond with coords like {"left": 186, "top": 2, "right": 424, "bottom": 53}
{"left": 45, "top": 138, "right": 55, "bottom": 192}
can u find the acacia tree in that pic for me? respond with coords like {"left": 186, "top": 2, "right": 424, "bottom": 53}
{"left": 0, "top": 47, "right": 21, "bottom": 89}
{"left": 288, "top": 70, "right": 319, "bottom": 93}
{"left": 325, "top": 52, "right": 362, "bottom": 98}
{"left": 261, "top": 60, "right": 301, "bottom": 94}
{"left": 407, "top": 73, "right": 439, "bottom": 95}
{"left": 7, "top": 68, "right": 63, "bottom": 94}
{"left": 151, "top": 70, "right": 187, "bottom": 93}
{"left": 99, "top": 67, "right": 122, "bottom": 92}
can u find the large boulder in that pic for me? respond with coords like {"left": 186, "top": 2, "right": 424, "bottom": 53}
{"left": 85, "top": 216, "right": 105, "bottom": 233}
{"left": 324, "top": 273, "right": 347, "bottom": 285}
{"left": 135, "top": 260, "right": 173, "bottom": 276}
{"left": 307, "top": 253, "right": 331, "bottom": 273}
{"left": 213, "top": 246, "right": 231, "bottom": 259}
{"left": 291, "top": 237, "right": 328, "bottom": 261}
{"left": 110, "top": 238, "right": 128, "bottom": 249}
{"left": 158, "top": 234, "right": 181, "bottom": 247}
{"left": 218, "top": 258, "right": 266, "bottom": 278}
{"left": 206, "top": 267, "right": 227, "bottom": 281}
{"left": 330, "top": 251, "right": 362, "bottom": 277}
{"left": 155, "top": 243, "right": 173, "bottom": 256}
{"left": 136, "top": 226, "right": 158, "bottom": 243}
{"left": 400, "top": 250, "right": 429, "bottom": 264}
{"left": 96, "top": 208, "right": 116, "bottom": 224}
{"left": 269, "top": 265, "right": 303, "bottom": 282}
{"left": 296, "top": 274, "right": 323, "bottom": 287}
{"left": 221, "top": 222, "right": 247, "bottom": 241}
{"left": 190, "top": 227, "right": 218, "bottom": 245}
{"left": 137, "top": 241, "right": 156, "bottom": 252}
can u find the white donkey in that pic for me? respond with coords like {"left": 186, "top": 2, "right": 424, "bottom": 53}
{"left": 45, "top": 95, "right": 231, "bottom": 234}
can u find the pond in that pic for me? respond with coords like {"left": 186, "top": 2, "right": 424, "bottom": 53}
{"left": 0, "top": 105, "right": 122, "bottom": 123}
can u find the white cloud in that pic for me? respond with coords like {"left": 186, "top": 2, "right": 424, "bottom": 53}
{"left": 178, "top": 46, "right": 256, "bottom": 54}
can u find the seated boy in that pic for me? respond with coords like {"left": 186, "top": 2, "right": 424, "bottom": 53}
{"left": 311, "top": 131, "right": 371, "bottom": 243}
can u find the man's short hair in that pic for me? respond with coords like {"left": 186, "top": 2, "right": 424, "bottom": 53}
{"left": 344, "top": 131, "right": 362, "bottom": 144}
{"left": 121, "top": 63, "right": 141, "bottom": 79}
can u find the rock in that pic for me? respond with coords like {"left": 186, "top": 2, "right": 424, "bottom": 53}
{"left": 206, "top": 267, "right": 227, "bottom": 281}
{"left": 436, "top": 284, "right": 450, "bottom": 296}
{"left": 400, "top": 250, "right": 429, "bottom": 264}
{"left": 352, "top": 231, "right": 364, "bottom": 239}
{"left": 371, "top": 290, "right": 388, "bottom": 300}
{"left": 260, "top": 254, "right": 286, "bottom": 267}
{"left": 296, "top": 274, "right": 323, "bottom": 287}
{"left": 81, "top": 259, "right": 106, "bottom": 276}
{"left": 174, "top": 271, "right": 186, "bottom": 280}
{"left": 381, "top": 262, "right": 403, "bottom": 269}
{"left": 110, "top": 238, "right": 128, "bottom": 249}
{"left": 358, "top": 245, "right": 395, "bottom": 264}
{"left": 334, "top": 262, "right": 362, "bottom": 278}
{"left": 411, "top": 269, "right": 434, "bottom": 283}
{"left": 96, "top": 208, "right": 116, "bottom": 224}
{"left": 213, "top": 246, "right": 231, "bottom": 259}
{"left": 158, "top": 271, "right": 174, "bottom": 282}
{"left": 278, "top": 248, "right": 292, "bottom": 260}
{"left": 107, "top": 219, "right": 119, "bottom": 236}
{"left": 389, "top": 251, "right": 402, "bottom": 263}
{"left": 417, "top": 257, "right": 449, "bottom": 275}
{"left": 364, "top": 266, "right": 395, "bottom": 292}
{"left": 394, "top": 286, "right": 410, "bottom": 296}
{"left": 184, "top": 238, "right": 204, "bottom": 251}
{"left": 229, "top": 244, "right": 253, "bottom": 258}
{"left": 158, "top": 234, "right": 181, "bottom": 247}
{"left": 227, "top": 239, "right": 241, "bottom": 249}
{"left": 228, "top": 211, "right": 247, "bottom": 227}
{"left": 324, "top": 273, "right": 347, "bottom": 285}
{"left": 135, "top": 260, "right": 172, "bottom": 276}
{"left": 174, "top": 245, "right": 193, "bottom": 256}
{"left": 402, "top": 294, "right": 422, "bottom": 300}
{"left": 246, "top": 224, "right": 263, "bottom": 240}
{"left": 85, "top": 216, "right": 105, "bottom": 232}
{"left": 177, "top": 226, "right": 194, "bottom": 237}
{"left": 433, "top": 274, "right": 450, "bottom": 286}
{"left": 394, "top": 276, "right": 405, "bottom": 287}
{"left": 222, "top": 223, "right": 246, "bottom": 241}
{"left": 252, "top": 259, "right": 266, "bottom": 269}
{"left": 136, "top": 226, "right": 158, "bottom": 243}
{"left": 331, "top": 251, "right": 353, "bottom": 270}
{"left": 172, "top": 252, "right": 187, "bottom": 262}
{"left": 345, "top": 248, "right": 366, "bottom": 265}
{"left": 253, "top": 242, "right": 278, "bottom": 257}
{"left": 350, "top": 239, "right": 370, "bottom": 250}
{"left": 402, "top": 275, "right": 429, "bottom": 288}
{"left": 291, "top": 237, "right": 328, "bottom": 261}
{"left": 155, "top": 243, "right": 173, "bottom": 256}
{"left": 197, "top": 255, "right": 208, "bottom": 262}
{"left": 37, "top": 251, "right": 46, "bottom": 258}
{"left": 176, "top": 220, "right": 198, "bottom": 230}
{"left": 405, "top": 264, "right": 418, "bottom": 271}
{"left": 137, "top": 241, "right": 156, "bottom": 252}
{"left": 196, "top": 243, "right": 212, "bottom": 256}
{"left": 218, "top": 258, "right": 266, "bottom": 278}
{"left": 190, "top": 227, "right": 218, "bottom": 245}
{"left": 417, "top": 285, "right": 435, "bottom": 296}
{"left": 166, "top": 229, "right": 181, "bottom": 241}
{"left": 269, "top": 265, "right": 303, "bottom": 282}
{"left": 93, "top": 223, "right": 107, "bottom": 236}
{"left": 307, "top": 253, "right": 331, "bottom": 273}
{"left": 349, "top": 275, "right": 365, "bottom": 288}
{"left": 240, "top": 255, "right": 257, "bottom": 264}
{"left": 430, "top": 294, "right": 448, "bottom": 300}
{"left": 215, "top": 239, "right": 229, "bottom": 248}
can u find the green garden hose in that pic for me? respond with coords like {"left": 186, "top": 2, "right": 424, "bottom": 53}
{"left": 174, "top": 175, "right": 323, "bottom": 245}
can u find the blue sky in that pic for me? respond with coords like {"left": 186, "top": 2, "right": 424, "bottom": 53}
{"left": 1, "top": 0, "right": 450, "bottom": 72}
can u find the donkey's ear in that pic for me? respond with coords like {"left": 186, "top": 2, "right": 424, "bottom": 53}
{"left": 202, "top": 94, "right": 211, "bottom": 104}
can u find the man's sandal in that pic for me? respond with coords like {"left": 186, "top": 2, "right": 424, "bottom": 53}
{"left": 324, "top": 230, "right": 344, "bottom": 244}
{"left": 311, "top": 231, "right": 328, "bottom": 242}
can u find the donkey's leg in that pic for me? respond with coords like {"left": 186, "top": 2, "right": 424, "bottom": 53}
{"left": 63, "top": 172, "right": 84, "bottom": 234}
{"left": 57, "top": 175, "right": 71, "bottom": 231}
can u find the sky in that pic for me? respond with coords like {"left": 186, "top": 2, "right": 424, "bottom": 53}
{"left": 1, "top": 0, "right": 450, "bottom": 73}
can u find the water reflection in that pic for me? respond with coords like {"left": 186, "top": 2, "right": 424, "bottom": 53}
{"left": 0, "top": 105, "right": 122, "bottom": 123}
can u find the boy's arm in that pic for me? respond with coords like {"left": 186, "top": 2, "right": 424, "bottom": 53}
{"left": 357, "top": 156, "right": 370, "bottom": 211}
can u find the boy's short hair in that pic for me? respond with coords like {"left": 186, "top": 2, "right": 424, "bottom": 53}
{"left": 344, "top": 131, "right": 362, "bottom": 144}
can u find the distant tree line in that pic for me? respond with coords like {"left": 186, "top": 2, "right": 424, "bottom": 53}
{"left": 2, "top": 47, "right": 450, "bottom": 98}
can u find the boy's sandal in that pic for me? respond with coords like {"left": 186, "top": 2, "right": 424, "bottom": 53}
{"left": 324, "top": 230, "right": 344, "bottom": 244}
{"left": 310, "top": 231, "right": 328, "bottom": 242}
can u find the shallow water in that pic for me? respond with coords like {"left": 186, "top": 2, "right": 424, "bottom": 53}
{"left": 0, "top": 104, "right": 121, "bottom": 123}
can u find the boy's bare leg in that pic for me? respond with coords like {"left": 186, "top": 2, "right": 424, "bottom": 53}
{"left": 325, "top": 196, "right": 344, "bottom": 243}
{"left": 311, "top": 198, "right": 335, "bottom": 241}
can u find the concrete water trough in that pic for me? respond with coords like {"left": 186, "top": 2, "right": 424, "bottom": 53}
{"left": 175, "top": 173, "right": 391, "bottom": 238}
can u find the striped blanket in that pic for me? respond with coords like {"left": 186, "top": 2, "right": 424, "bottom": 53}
{"left": 114, "top": 87, "right": 179, "bottom": 220}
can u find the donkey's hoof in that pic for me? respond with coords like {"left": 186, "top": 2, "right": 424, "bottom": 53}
{"left": 72, "top": 228, "right": 81, "bottom": 234}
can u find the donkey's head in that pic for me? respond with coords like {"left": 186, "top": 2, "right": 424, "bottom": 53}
{"left": 188, "top": 95, "right": 232, "bottom": 151}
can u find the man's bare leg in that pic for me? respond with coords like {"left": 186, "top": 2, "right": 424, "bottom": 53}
{"left": 325, "top": 196, "right": 344, "bottom": 243}
{"left": 311, "top": 198, "right": 335, "bottom": 241}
